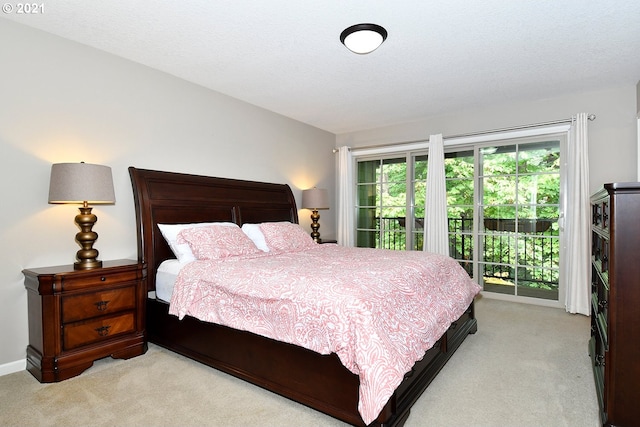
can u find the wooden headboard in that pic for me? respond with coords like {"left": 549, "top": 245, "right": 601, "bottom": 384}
{"left": 128, "top": 167, "right": 298, "bottom": 291}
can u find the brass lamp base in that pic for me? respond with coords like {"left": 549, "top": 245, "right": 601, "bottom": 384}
{"left": 74, "top": 205, "right": 102, "bottom": 270}
{"left": 310, "top": 209, "right": 322, "bottom": 243}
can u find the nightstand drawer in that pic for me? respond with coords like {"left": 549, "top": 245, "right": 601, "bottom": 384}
{"left": 60, "top": 270, "right": 140, "bottom": 291}
{"left": 62, "top": 286, "right": 136, "bottom": 323}
{"left": 63, "top": 312, "right": 135, "bottom": 350}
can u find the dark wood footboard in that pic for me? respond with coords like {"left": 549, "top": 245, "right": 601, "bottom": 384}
{"left": 387, "top": 303, "right": 477, "bottom": 426}
{"left": 147, "top": 297, "right": 477, "bottom": 427}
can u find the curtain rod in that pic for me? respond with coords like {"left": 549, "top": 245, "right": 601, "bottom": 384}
{"left": 333, "top": 114, "right": 596, "bottom": 153}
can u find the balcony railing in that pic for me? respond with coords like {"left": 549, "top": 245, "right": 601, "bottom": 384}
{"left": 368, "top": 216, "right": 559, "bottom": 294}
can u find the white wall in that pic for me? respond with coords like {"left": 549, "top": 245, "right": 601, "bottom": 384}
{"left": 0, "top": 20, "right": 336, "bottom": 369}
{"left": 637, "top": 80, "right": 640, "bottom": 180}
{"left": 337, "top": 85, "right": 638, "bottom": 195}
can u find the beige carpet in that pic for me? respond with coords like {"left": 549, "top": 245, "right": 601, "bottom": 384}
{"left": 0, "top": 297, "right": 600, "bottom": 427}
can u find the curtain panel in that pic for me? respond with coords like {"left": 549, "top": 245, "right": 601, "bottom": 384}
{"left": 564, "top": 113, "right": 591, "bottom": 315}
{"left": 423, "top": 134, "right": 450, "bottom": 256}
{"left": 337, "top": 146, "right": 354, "bottom": 246}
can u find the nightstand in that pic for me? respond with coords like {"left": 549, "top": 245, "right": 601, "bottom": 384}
{"left": 23, "top": 259, "right": 147, "bottom": 383}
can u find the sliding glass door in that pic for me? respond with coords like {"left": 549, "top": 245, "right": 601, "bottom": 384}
{"left": 356, "top": 157, "right": 408, "bottom": 250}
{"left": 479, "top": 140, "right": 561, "bottom": 300}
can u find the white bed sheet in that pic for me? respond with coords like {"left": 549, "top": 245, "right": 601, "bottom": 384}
{"left": 155, "top": 259, "right": 183, "bottom": 302}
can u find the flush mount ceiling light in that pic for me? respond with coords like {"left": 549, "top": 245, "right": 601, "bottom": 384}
{"left": 340, "top": 23, "right": 387, "bottom": 54}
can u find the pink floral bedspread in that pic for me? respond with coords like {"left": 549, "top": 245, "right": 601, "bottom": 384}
{"left": 169, "top": 245, "right": 481, "bottom": 424}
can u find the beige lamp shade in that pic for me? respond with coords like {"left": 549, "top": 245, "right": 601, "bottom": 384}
{"left": 48, "top": 162, "right": 115, "bottom": 204}
{"left": 301, "top": 188, "right": 329, "bottom": 210}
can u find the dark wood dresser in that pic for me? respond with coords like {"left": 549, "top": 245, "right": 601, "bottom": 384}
{"left": 23, "top": 259, "right": 147, "bottom": 382}
{"left": 590, "top": 183, "right": 640, "bottom": 426}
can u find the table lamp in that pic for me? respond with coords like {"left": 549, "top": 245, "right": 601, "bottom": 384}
{"left": 301, "top": 188, "right": 329, "bottom": 243}
{"left": 48, "top": 162, "right": 116, "bottom": 270}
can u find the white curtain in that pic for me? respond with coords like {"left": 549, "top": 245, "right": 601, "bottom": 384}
{"left": 337, "top": 146, "right": 355, "bottom": 246}
{"left": 564, "top": 113, "right": 591, "bottom": 315}
{"left": 423, "top": 134, "right": 449, "bottom": 256}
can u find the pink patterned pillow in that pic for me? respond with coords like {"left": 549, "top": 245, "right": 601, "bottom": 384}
{"left": 177, "top": 225, "right": 262, "bottom": 260}
{"left": 259, "top": 222, "right": 316, "bottom": 253}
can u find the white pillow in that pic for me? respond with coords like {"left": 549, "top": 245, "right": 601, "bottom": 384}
{"left": 158, "top": 222, "right": 238, "bottom": 263}
{"left": 241, "top": 223, "right": 270, "bottom": 252}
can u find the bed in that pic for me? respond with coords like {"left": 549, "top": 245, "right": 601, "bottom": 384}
{"left": 129, "top": 166, "right": 479, "bottom": 427}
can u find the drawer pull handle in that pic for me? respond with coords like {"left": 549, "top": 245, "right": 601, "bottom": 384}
{"left": 95, "top": 300, "right": 110, "bottom": 311}
{"left": 101, "top": 276, "right": 106, "bottom": 281}
{"left": 95, "top": 325, "right": 111, "bottom": 337}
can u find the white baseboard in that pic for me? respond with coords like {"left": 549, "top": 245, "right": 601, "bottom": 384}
{"left": 0, "top": 358, "right": 26, "bottom": 377}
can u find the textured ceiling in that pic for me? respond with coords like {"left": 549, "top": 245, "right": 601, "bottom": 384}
{"left": 4, "top": 1, "right": 640, "bottom": 134}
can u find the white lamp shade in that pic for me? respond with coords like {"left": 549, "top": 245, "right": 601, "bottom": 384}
{"left": 301, "top": 188, "right": 329, "bottom": 210}
{"left": 48, "top": 162, "right": 116, "bottom": 204}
